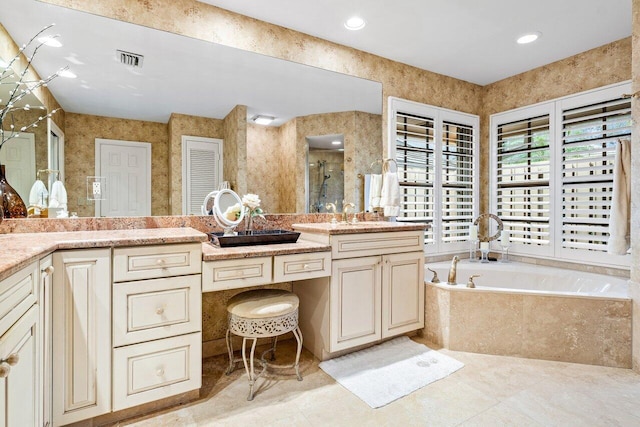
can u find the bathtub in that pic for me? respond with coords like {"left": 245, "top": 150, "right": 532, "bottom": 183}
{"left": 423, "top": 260, "right": 631, "bottom": 368}
{"left": 426, "top": 260, "right": 629, "bottom": 298}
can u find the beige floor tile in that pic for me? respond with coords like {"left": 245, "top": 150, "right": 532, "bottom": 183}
{"left": 117, "top": 338, "right": 640, "bottom": 427}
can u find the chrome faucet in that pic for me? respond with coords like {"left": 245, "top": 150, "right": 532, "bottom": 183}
{"left": 447, "top": 255, "right": 459, "bottom": 285}
{"left": 342, "top": 202, "right": 355, "bottom": 223}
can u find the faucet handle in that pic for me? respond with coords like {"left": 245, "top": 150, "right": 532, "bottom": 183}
{"left": 467, "top": 274, "right": 480, "bottom": 288}
{"left": 427, "top": 268, "right": 440, "bottom": 283}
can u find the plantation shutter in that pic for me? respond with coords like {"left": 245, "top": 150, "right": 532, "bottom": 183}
{"left": 394, "top": 111, "right": 436, "bottom": 244}
{"left": 495, "top": 114, "right": 551, "bottom": 246}
{"left": 441, "top": 121, "right": 475, "bottom": 243}
{"left": 182, "top": 137, "right": 222, "bottom": 215}
{"left": 560, "top": 97, "right": 631, "bottom": 252}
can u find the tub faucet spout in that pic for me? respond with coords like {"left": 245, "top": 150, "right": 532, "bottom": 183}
{"left": 447, "top": 256, "right": 459, "bottom": 285}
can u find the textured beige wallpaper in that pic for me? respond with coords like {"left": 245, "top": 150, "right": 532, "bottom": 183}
{"left": 278, "top": 119, "right": 297, "bottom": 213}
{"left": 168, "top": 113, "right": 224, "bottom": 215}
{"left": 64, "top": 113, "right": 168, "bottom": 217}
{"left": 246, "top": 123, "right": 280, "bottom": 213}
{"left": 479, "top": 37, "right": 632, "bottom": 214}
{"left": 222, "top": 105, "right": 247, "bottom": 194}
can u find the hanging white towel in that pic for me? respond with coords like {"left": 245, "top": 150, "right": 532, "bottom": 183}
{"left": 49, "top": 180, "right": 68, "bottom": 211}
{"left": 607, "top": 138, "right": 631, "bottom": 255}
{"left": 380, "top": 172, "right": 400, "bottom": 217}
{"left": 369, "top": 174, "right": 383, "bottom": 209}
{"left": 28, "top": 180, "right": 48, "bottom": 207}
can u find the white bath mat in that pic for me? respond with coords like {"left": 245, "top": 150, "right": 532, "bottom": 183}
{"left": 318, "top": 336, "right": 464, "bottom": 408}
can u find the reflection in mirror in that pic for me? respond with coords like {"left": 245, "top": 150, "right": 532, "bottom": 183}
{"left": 306, "top": 134, "right": 344, "bottom": 213}
{"left": 47, "top": 118, "right": 64, "bottom": 192}
{"left": 1, "top": 0, "right": 383, "bottom": 217}
{"left": 473, "top": 213, "right": 504, "bottom": 242}
{"left": 212, "top": 189, "right": 244, "bottom": 235}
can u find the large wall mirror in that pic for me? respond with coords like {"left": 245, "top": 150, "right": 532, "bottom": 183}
{"left": 0, "top": 0, "right": 383, "bottom": 218}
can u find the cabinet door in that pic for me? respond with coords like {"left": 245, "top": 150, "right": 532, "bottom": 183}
{"left": 381, "top": 251, "right": 425, "bottom": 338}
{"left": 0, "top": 305, "right": 38, "bottom": 427}
{"left": 52, "top": 249, "right": 111, "bottom": 426}
{"left": 330, "top": 256, "right": 381, "bottom": 352}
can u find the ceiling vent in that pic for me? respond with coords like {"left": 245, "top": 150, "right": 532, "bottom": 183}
{"left": 117, "top": 49, "right": 144, "bottom": 68}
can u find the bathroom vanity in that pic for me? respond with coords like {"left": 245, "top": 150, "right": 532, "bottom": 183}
{"left": 291, "top": 222, "right": 426, "bottom": 360}
{"left": 0, "top": 221, "right": 426, "bottom": 425}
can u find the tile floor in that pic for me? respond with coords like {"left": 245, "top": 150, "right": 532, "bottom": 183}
{"left": 119, "top": 337, "right": 640, "bottom": 426}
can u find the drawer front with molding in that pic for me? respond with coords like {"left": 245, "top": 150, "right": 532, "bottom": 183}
{"left": 0, "top": 262, "right": 38, "bottom": 337}
{"left": 331, "top": 231, "right": 424, "bottom": 259}
{"left": 113, "top": 243, "right": 202, "bottom": 282}
{"left": 202, "top": 257, "right": 272, "bottom": 292}
{"left": 273, "top": 252, "right": 331, "bottom": 283}
{"left": 112, "top": 332, "right": 201, "bottom": 411}
{"left": 113, "top": 275, "right": 201, "bottom": 347}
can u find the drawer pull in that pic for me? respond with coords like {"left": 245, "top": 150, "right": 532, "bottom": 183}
{"left": 0, "top": 353, "right": 19, "bottom": 378}
{"left": 156, "top": 259, "right": 166, "bottom": 267}
{"left": 156, "top": 307, "right": 165, "bottom": 316}
{"left": 42, "top": 265, "right": 55, "bottom": 275}
{"left": 303, "top": 264, "right": 310, "bottom": 270}
{"left": 156, "top": 368, "right": 165, "bottom": 377}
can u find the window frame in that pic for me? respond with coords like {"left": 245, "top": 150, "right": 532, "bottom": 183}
{"left": 490, "top": 81, "right": 631, "bottom": 268}
{"left": 388, "top": 97, "right": 480, "bottom": 255}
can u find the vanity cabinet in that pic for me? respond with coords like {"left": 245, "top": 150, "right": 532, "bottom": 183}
{"left": 111, "top": 243, "right": 202, "bottom": 412}
{"left": 0, "top": 262, "right": 40, "bottom": 427}
{"left": 294, "top": 229, "right": 425, "bottom": 360}
{"left": 52, "top": 248, "right": 111, "bottom": 426}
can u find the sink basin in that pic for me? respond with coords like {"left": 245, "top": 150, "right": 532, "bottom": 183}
{"left": 209, "top": 229, "right": 301, "bottom": 247}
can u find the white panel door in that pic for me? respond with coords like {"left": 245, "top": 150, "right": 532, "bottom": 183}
{"left": 96, "top": 139, "right": 151, "bottom": 217}
{"left": 0, "top": 132, "right": 35, "bottom": 204}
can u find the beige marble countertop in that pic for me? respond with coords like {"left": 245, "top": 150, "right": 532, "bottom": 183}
{"left": 292, "top": 221, "right": 428, "bottom": 235}
{"left": 0, "top": 228, "right": 207, "bottom": 281}
{"left": 202, "top": 239, "right": 331, "bottom": 261}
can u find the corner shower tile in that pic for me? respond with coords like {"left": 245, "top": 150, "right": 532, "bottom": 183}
{"left": 522, "top": 296, "right": 606, "bottom": 365}
{"left": 449, "top": 291, "right": 524, "bottom": 356}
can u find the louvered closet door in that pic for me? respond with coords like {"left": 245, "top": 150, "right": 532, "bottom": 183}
{"left": 182, "top": 136, "right": 223, "bottom": 215}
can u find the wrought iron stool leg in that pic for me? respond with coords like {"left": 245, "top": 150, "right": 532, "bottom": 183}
{"left": 292, "top": 327, "right": 303, "bottom": 381}
{"left": 270, "top": 336, "right": 278, "bottom": 361}
{"left": 242, "top": 337, "right": 258, "bottom": 401}
{"left": 225, "top": 328, "right": 235, "bottom": 375}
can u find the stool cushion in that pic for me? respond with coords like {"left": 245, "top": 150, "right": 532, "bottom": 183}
{"left": 227, "top": 289, "right": 299, "bottom": 319}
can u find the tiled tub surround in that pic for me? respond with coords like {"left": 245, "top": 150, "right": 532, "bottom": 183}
{"left": 423, "top": 261, "right": 632, "bottom": 368}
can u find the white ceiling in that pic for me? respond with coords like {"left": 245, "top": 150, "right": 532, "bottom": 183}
{"left": 0, "top": 0, "right": 381, "bottom": 124}
{"left": 199, "top": 0, "right": 632, "bottom": 85}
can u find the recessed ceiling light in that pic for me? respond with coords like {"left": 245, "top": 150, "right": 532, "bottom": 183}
{"left": 344, "top": 16, "right": 366, "bottom": 31}
{"left": 517, "top": 32, "right": 541, "bottom": 44}
{"left": 252, "top": 115, "right": 275, "bottom": 125}
{"left": 331, "top": 140, "right": 342, "bottom": 145}
{"left": 38, "top": 36, "right": 62, "bottom": 47}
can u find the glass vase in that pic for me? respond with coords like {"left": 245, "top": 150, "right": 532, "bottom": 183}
{"left": 0, "top": 165, "right": 28, "bottom": 218}
{"left": 244, "top": 213, "right": 254, "bottom": 235}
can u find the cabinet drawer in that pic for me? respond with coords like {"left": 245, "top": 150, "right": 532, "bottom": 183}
{"left": 113, "top": 275, "right": 202, "bottom": 347}
{"left": 113, "top": 243, "right": 202, "bottom": 282}
{"left": 0, "top": 262, "right": 37, "bottom": 337}
{"left": 273, "top": 252, "right": 331, "bottom": 283}
{"left": 331, "top": 231, "right": 424, "bottom": 259}
{"left": 112, "top": 332, "right": 201, "bottom": 411}
{"left": 202, "top": 257, "right": 272, "bottom": 292}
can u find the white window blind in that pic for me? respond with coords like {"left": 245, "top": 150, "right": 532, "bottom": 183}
{"left": 394, "top": 111, "right": 436, "bottom": 244}
{"left": 491, "top": 81, "right": 631, "bottom": 267}
{"left": 389, "top": 98, "right": 479, "bottom": 253}
{"left": 495, "top": 114, "right": 551, "bottom": 247}
{"left": 441, "top": 120, "right": 475, "bottom": 243}
{"left": 560, "top": 97, "right": 631, "bottom": 252}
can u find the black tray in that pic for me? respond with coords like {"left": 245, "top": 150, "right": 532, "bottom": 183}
{"left": 209, "top": 229, "right": 301, "bottom": 247}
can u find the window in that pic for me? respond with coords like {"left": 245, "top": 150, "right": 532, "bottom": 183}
{"left": 491, "top": 82, "right": 631, "bottom": 267}
{"left": 389, "top": 98, "right": 479, "bottom": 253}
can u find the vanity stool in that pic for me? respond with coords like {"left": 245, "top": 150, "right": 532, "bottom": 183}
{"left": 225, "top": 288, "right": 303, "bottom": 400}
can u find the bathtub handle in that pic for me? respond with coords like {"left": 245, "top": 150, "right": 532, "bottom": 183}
{"left": 467, "top": 275, "right": 481, "bottom": 288}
